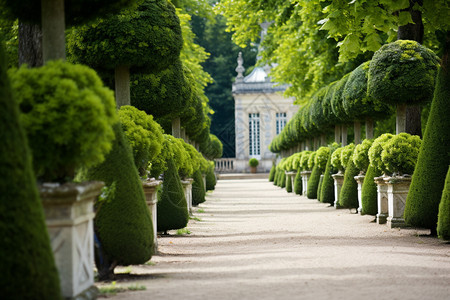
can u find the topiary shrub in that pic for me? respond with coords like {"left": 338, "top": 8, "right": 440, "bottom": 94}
{"left": 368, "top": 133, "right": 394, "bottom": 174}
{"left": 0, "top": 42, "right": 61, "bottom": 299}
{"left": 381, "top": 133, "right": 422, "bottom": 176}
{"left": 300, "top": 151, "right": 313, "bottom": 171}
{"left": 331, "top": 147, "right": 344, "bottom": 173}
{"left": 157, "top": 157, "right": 189, "bottom": 233}
{"left": 205, "top": 163, "right": 216, "bottom": 191}
{"left": 273, "top": 167, "right": 279, "bottom": 186}
{"left": 339, "top": 148, "right": 359, "bottom": 209}
{"left": 192, "top": 169, "right": 205, "bottom": 206}
{"left": 286, "top": 172, "right": 293, "bottom": 193}
{"left": 437, "top": 166, "right": 450, "bottom": 240}
{"left": 317, "top": 174, "right": 323, "bottom": 202}
{"left": 294, "top": 171, "right": 302, "bottom": 195}
{"left": 319, "top": 142, "right": 340, "bottom": 205}
{"left": 269, "top": 164, "right": 276, "bottom": 182}
{"left": 249, "top": 158, "right": 259, "bottom": 167}
{"left": 307, "top": 147, "right": 330, "bottom": 199}
{"left": 280, "top": 170, "right": 286, "bottom": 189}
{"left": 353, "top": 139, "right": 373, "bottom": 174}
{"left": 79, "top": 123, "right": 153, "bottom": 279}
{"left": 404, "top": 62, "right": 450, "bottom": 233}
{"left": 340, "top": 143, "right": 355, "bottom": 171}
{"left": 307, "top": 151, "right": 317, "bottom": 171}
{"left": 307, "top": 164, "right": 320, "bottom": 199}
{"left": 10, "top": 60, "right": 117, "bottom": 182}
{"left": 360, "top": 164, "right": 381, "bottom": 215}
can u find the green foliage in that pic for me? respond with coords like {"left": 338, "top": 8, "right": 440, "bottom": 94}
{"left": 353, "top": 139, "right": 374, "bottom": 173}
{"left": 291, "top": 152, "right": 303, "bottom": 171}
{"left": 361, "top": 164, "right": 381, "bottom": 215}
{"left": 317, "top": 174, "right": 323, "bottom": 202}
{"left": 381, "top": 133, "right": 422, "bottom": 175}
{"left": 118, "top": 105, "right": 163, "bottom": 177}
{"left": 320, "top": 151, "right": 336, "bottom": 205}
{"left": 437, "top": 166, "right": 450, "bottom": 240}
{"left": 202, "top": 134, "right": 223, "bottom": 160}
{"left": 331, "top": 73, "right": 351, "bottom": 122}
{"left": 368, "top": 133, "right": 394, "bottom": 174}
{"left": 307, "top": 165, "right": 321, "bottom": 199}
{"left": 10, "top": 61, "right": 117, "bottom": 182}
{"left": 307, "top": 151, "right": 317, "bottom": 170}
{"left": 286, "top": 172, "right": 292, "bottom": 193}
{"left": 331, "top": 147, "right": 344, "bottom": 172}
{"left": 0, "top": 41, "right": 61, "bottom": 300}
{"left": 368, "top": 40, "right": 440, "bottom": 106}
{"left": 273, "top": 168, "right": 279, "bottom": 186}
{"left": 269, "top": 165, "right": 276, "bottom": 182}
{"left": 280, "top": 170, "right": 286, "bottom": 189}
{"left": 340, "top": 143, "right": 355, "bottom": 171}
{"left": 405, "top": 63, "right": 450, "bottom": 231}
{"left": 67, "top": 0, "right": 182, "bottom": 73}
{"left": 80, "top": 123, "right": 154, "bottom": 266}
{"left": 157, "top": 157, "right": 189, "bottom": 232}
{"left": 192, "top": 169, "right": 205, "bottom": 206}
{"left": 249, "top": 158, "right": 259, "bottom": 167}
{"left": 314, "top": 147, "right": 330, "bottom": 172}
{"left": 294, "top": 171, "right": 302, "bottom": 195}
{"left": 205, "top": 163, "right": 216, "bottom": 191}
{"left": 339, "top": 157, "right": 359, "bottom": 209}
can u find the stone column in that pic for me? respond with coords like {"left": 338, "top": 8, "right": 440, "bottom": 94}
{"left": 202, "top": 174, "right": 206, "bottom": 192}
{"left": 181, "top": 178, "right": 194, "bottom": 215}
{"left": 332, "top": 172, "right": 345, "bottom": 209}
{"left": 354, "top": 175, "right": 365, "bottom": 214}
{"left": 335, "top": 125, "right": 341, "bottom": 144}
{"left": 374, "top": 175, "right": 388, "bottom": 224}
{"left": 142, "top": 179, "right": 162, "bottom": 251}
{"left": 39, "top": 181, "right": 104, "bottom": 300}
{"left": 172, "top": 117, "right": 181, "bottom": 138}
{"left": 300, "top": 170, "right": 312, "bottom": 196}
{"left": 354, "top": 121, "right": 361, "bottom": 145}
{"left": 365, "top": 118, "right": 374, "bottom": 140}
{"left": 396, "top": 103, "right": 407, "bottom": 134}
{"left": 341, "top": 125, "right": 348, "bottom": 146}
{"left": 385, "top": 176, "right": 411, "bottom": 228}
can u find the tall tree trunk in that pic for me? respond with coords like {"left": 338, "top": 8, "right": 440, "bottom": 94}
{"left": 341, "top": 125, "right": 347, "bottom": 146}
{"left": 115, "top": 65, "right": 130, "bottom": 108}
{"left": 396, "top": 104, "right": 407, "bottom": 134}
{"left": 397, "top": 0, "right": 424, "bottom": 137}
{"left": 41, "top": 0, "right": 65, "bottom": 62}
{"left": 354, "top": 121, "right": 361, "bottom": 145}
{"left": 365, "top": 118, "right": 374, "bottom": 140}
{"left": 18, "top": 22, "right": 43, "bottom": 67}
{"left": 172, "top": 117, "right": 181, "bottom": 138}
{"left": 335, "top": 124, "right": 341, "bottom": 144}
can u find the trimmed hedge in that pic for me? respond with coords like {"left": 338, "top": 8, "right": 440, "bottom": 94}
{"left": 0, "top": 42, "right": 61, "bottom": 299}
{"left": 437, "top": 166, "right": 450, "bottom": 240}
{"left": 317, "top": 175, "right": 323, "bottom": 202}
{"left": 320, "top": 153, "right": 336, "bottom": 205}
{"left": 360, "top": 164, "right": 381, "bottom": 215}
{"left": 280, "top": 170, "right": 286, "bottom": 188}
{"left": 286, "top": 172, "right": 292, "bottom": 193}
{"left": 405, "top": 64, "right": 450, "bottom": 232}
{"left": 81, "top": 123, "right": 153, "bottom": 277}
{"left": 294, "top": 171, "right": 302, "bottom": 195}
{"left": 338, "top": 154, "right": 359, "bottom": 209}
{"left": 205, "top": 164, "right": 216, "bottom": 191}
{"left": 192, "top": 169, "right": 205, "bottom": 206}
{"left": 307, "top": 164, "right": 321, "bottom": 199}
{"left": 273, "top": 168, "right": 279, "bottom": 186}
{"left": 381, "top": 133, "right": 421, "bottom": 176}
{"left": 269, "top": 165, "right": 276, "bottom": 182}
{"left": 157, "top": 157, "right": 189, "bottom": 232}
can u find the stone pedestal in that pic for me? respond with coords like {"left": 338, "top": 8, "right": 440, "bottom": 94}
{"left": 181, "top": 178, "right": 194, "bottom": 215}
{"left": 286, "top": 171, "right": 297, "bottom": 191}
{"left": 39, "top": 181, "right": 103, "bottom": 300}
{"left": 300, "top": 171, "right": 312, "bottom": 196}
{"left": 354, "top": 175, "right": 365, "bottom": 214}
{"left": 202, "top": 174, "right": 206, "bottom": 192}
{"left": 142, "top": 179, "right": 162, "bottom": 251}
{"left": 374, "top": 175, "right": 388, "bottom": 224}
{"left": 332, "top": 172, "right": 344, "bottom": 209}
{"left": 385, "top": 176, "right": 411, "bottom": 228}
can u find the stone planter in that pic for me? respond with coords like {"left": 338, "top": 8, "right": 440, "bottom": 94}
{"left": 331, "top": 172, "right": 344, "bottom": 209}
{"left": 374, "top": 175, "right": 388, "bottom": 224}
{"left": 384, "top": 175, "right": 412, "bottom": 228}
{"left": 250, "top": 166, "right": 257, "bottom": 173}
{"left": 300, "top": 170, "right": 312, "bottom": 196}
{"left": 354, "top": 175, "right": 365, "bottom": 214}
{"left": 181, "top": 178, "right": 194, "bottom": 215}
{"left": 286, "top": 171, "right": 297, "bottom": 190}
{"left": 142, "top": 178, "right": 162, "bottom": 251}
{"left": 39, "top": 181, "right": 103, "bottom": 300}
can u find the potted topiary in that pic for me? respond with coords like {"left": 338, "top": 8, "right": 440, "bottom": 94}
{"left": 300, "top": 151, "right": 313, "bottom": 195}
{"left": 9, "top": 61, "right": 117, "bottom": 294}
{"left": 338, "top": 144, "right": 359, "bottom": 210}
{"left": 352, "top": 139, "right": 373, "bottom": 214}
{"left": 319, "top": 143, "right": 340, "bottom": 206}
{"left": 293, "top": 152, "right": 304, "bottom": 195}
{"left": 249, "top": 158, "right": 259, "bottom": 173}
{"left": 330, "top": 147, "right": 345, "bottom": 208}
{"left": 381, "top": 133, "right": 422, "bottom": 228}
{"left": 307, "top": 147, "right": 330, "bottom": 200}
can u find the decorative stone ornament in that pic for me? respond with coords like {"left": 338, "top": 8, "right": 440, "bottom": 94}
{"left": 374, "top": 175, "right": 389, "bottom": 224}
{"left": 142, "top": 178, "right": 162, "bottom": 252}
{"left": 301, "top": 170, "right": 312, "bottom": 196}
{"left": 39, "top": 181, "right": 104, "bottom": 300}
{"left": 332, "top": 172, "right": 345, "bottom": 209}
{"left": 235, "top": 52, "right": 245, "bottom": 82}
{"left": 384, "top": 175, "right": 412, "bottom": 228}
{"left": 354, "top": 175, "right": 365, "bottom": 214}
{"left": 181, "top": 178, "right": 194, "bottom": 215}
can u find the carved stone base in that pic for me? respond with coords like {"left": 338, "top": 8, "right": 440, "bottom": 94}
{"left": 300, "top": 171, "right": 312, "bottom": 196}
{"left": 181, "top": 178, "right": 194, "bottom": 215}
{"left": 286, "top": 171, "right": 297, "bottom": 192}
{"left": 374, "top": 175, "right": 388, "bottom": 224}
{"left": 354, "top": 175, "right": 365, "bottom": 214}
{"left": 39, "top": 181, "right": 103, "bottom": 300}
{"left": 385, "top": 176, "right": 411, "bottom": 228}
{"left": 332, "top": 173, "right": 344, "bottom": 209}
{"left": 142, "top": 178, "right": 162, "bottom": 252}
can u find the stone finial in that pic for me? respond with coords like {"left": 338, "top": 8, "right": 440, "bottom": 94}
{"left": 235, "top": 52, "right": 245, "bottom": 82}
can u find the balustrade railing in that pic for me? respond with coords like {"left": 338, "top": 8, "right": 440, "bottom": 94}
{"left": 215, "top": 158, "right": 235, "bottom": 173}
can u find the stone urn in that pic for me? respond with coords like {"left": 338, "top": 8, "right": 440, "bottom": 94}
{"left": 181, "top": 178, "right": 194, "bottom": 215}
{"left": 250, "top": 166, "right": 257, "bottom": 173}
{"left": 384, "top": 175, "right": 412, "bottom": 228}
{"left": 374, "top": 175, "right": 389, "bottom": 224}
{"left": 142, "top": 178, "right": 162, "bottom": 251}
{"left": 354, "top": 174, "right": 365, "bottom": 214}
{"left": 286, "top": 171, "right": 297, "bottom": 190}
{"left": 300, "top": 170, "right": 312, "bottom": 196}
{"left": 331, "top": 172, "right": 345, "bottom": 209}
{"left": 39, "top": 181, "right": 104, "bottom": 300}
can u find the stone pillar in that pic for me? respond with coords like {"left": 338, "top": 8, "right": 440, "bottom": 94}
{"left": 374, "top": 175, "right": 388, "bottom": 224}
{"left": 354, "top": 175, "right": 365, "bottom": 214}
{"left": 385, "top": 176, "right": 411, "bottom": 228}
{"left": 286, "top": 171, "right": 296, "bottom": 191}
{"left": 354, "top": 121, "right": 361, "bottom": 145}
{"left": 181, "top": 178, "right": 194, "bottom": 215}
{"left": 142, "top": 179, "right": 162, "bottom": 251}
{"left": 365, "top": 118, "right": 374, "bottom": 140}
{"left": 341, "top": 125, "right": 347, "bottom": 146}
{"left": 202, "top": 174, "right": 206, "bottom": 192}
{"left": 39, "top": 181, "right": 104, "bottom": 300}
{"left": 332, "top": 172, "right": 345, "bottom": 209}
{"left": 335, "top": 125, "right": 341, "bottom": 144}
{"left": 396, "top": 103, "right": 406, "bottom": 134}
{"left": 172, "top": 117, "right": 181, "bottom": 138}
{"left": 181, "top": 128, "right": 186, "bottom": 142}
{"left": 321, "top": 134, "right": 327, "bottom": 147}
{"left": 300, "top": 170, "right": 312, "bottom": 196}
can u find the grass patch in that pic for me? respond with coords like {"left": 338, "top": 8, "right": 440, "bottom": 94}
{"left": 197, "top": 208, "right": 205, "bottom": 213}
{"left": 144, "top": 261, "right": 156, "bottom": 266}
{"left": 127, "top": 284, "right": 146, "bottom": 291}
{"left": 189, "top": 216, "right": 202, "bottom": 221}
{"left": 99, "top": 282, "right": 146, "bottom": 295}
{"left": 176, "top": 228, "right": 191, "bottom": 235}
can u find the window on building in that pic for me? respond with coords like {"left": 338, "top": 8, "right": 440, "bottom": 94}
{"left": 276, "top": 112, "right": 287, "bottom": 135}
{"left": 249, "top": 113, "right": 260, "bottom": 157}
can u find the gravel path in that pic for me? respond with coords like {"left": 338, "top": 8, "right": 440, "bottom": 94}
{"left": 100, "top": 178, "right": 450, "bottom": 300}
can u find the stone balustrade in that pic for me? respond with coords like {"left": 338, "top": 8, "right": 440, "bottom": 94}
{"left": 215, "top": 158, "right": 235, "bottom": 173}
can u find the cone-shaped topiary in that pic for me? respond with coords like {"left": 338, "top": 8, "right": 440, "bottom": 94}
{"left": 317, "top": 175, "right": 323, "bottom": 202}
{"left": 294, "top": 171, "right": 302, "bottom": 195}
{"left": 280, "top": 170, "right": 286, "bottom": 189}
{"left": 0, "top": 42, "right": 61, "bottom": 300}
{"left": 192, "top": 169, "right": 205, "bottom": 206}
{"left": 79, "top": 123, "right": 153, "bottom": 279}
{"left": 269, "top": 165, "right": 276, "bottom": 182}
{"left": 157, "top": 157, "right": 189, "bottom": 232}
{"left": 404, "top": 59, "right": 450, "bottom": 233}
{"left": 307, "top": 165, "right": 321, "bottom": 199}
{"left": 205, "top": 164, "right": 216, "bottom": 191}
{"left": 286, "top": 172, "right": 293, "bottom": 193}
{"left": 273, "top": 168, "right": 279, "bottom": 186}
{"left": 361, "top": 164, "right": 382, "bottom": 215}
{"left": 339, "top": 152, "right": 359, "bottom": 209}
{"left": 437, "top": 166, "right": 450, "bottom": 240}
{"left": 320, "top": 154, "right": 336, "bottom": 205}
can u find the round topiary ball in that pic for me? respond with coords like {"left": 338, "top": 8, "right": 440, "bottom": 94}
{"left": 340, "top": 143, "right": 355, "bottom": 170}
{"left": 368, "top": 40, "right": 440, "bottom": 106}
{"left": 353, "top": 139, "right": 374, "bottom": 173}
{"left": 368, "top": 133, "right": 394, "bottom": 174}
{"left": 381, "top": 133, "right": 422, "bottom": 176}
{"left": 10, "top": 61, "right": 117, "bottom": 182}
{"left": 300, "top": 151, "right": 312, "bottom": 171}
{"left": 314, "top": 147, "right": 331, "bottom": 172}
{"left": 249, "top": 158, "right": 259, "bottom": 167}
{"left": 331, "top": 147, "right": 344, "bottom": 172}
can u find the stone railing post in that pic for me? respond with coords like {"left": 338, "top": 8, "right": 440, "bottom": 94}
{"left": 354, "top": 175, "right": 365, "bottom": 214}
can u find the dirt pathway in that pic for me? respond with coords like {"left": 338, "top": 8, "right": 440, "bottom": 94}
{"left": 100, "top": 178, "right": 450, "bottom": 300}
